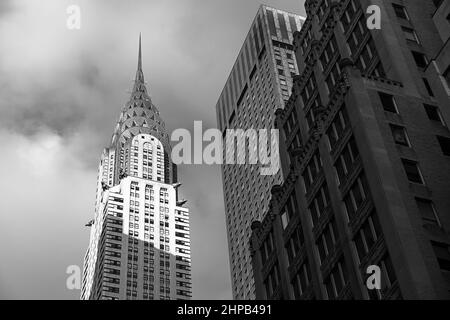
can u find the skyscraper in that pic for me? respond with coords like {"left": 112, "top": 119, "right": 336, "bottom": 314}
{"left": 250, "top": 0, "right": 450, "bottom": 300}
{"left": 81, "top": 36, "right": 192, "bottom": 300}
{"left": 215, "top": 5, "right": 305, "bottom": 299}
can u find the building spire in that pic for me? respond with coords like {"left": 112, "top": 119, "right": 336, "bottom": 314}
{"left": 138, "top": 33, "right": 142, "bottom": 73}
{"left": 135, "top": 33, "right": 144, "bottom": 83}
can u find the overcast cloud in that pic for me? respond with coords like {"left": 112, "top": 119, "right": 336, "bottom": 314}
{"left": 0, "top": 0, "right": 305, "bottom": 299}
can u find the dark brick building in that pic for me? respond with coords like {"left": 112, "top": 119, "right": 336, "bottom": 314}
{"left": 250, "top": 0, "right": 450, "bottom": 300}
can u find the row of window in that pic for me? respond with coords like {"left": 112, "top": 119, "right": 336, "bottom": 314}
{"left": 316, "top": 218, "right": 339, "bottom": 264}
{"left": 281, "top": 193, "right": 299, "bottom": 229}
{"left": 324, "top": 259, "right": 348, "bottom": 299}
{"left": 292, "top": 261, "right": 311, "bottom": 299}
{"left": 335, "top": 136, "right": 360, "bottom": 186}
{"left": 303, "top": 151, "right": 323, "bottom": 193}
{"left": 343, "top": 173, "right": 370, "bottom": 220}
{"left": 286, "top": 224, "right": 305, "bottom": 265}
{"left": 264, "top": 263, "right": 281, "bottom": 298}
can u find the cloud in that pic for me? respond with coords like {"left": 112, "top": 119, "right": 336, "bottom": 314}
{"left": 0, "top": 1, "right": 13, "bottom": 18}
{"left": 0, "top": 128, "right": 96, "bottom": 299}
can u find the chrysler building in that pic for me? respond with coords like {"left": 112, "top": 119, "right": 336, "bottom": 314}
{"left": 81, "top": 36, "right": 192, "bottom": 300}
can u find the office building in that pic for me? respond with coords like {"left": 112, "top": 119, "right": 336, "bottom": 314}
{"left": 81, "top": 36, "right": 192, "bottom": 300}
{"left": 250, "top": 0, "right": 450, "bottom": 300}
{"left": 215, "top": 5, "right": 305, "bottom": 299}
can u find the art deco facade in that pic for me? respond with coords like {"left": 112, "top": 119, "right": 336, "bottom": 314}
{"left": 81, "top": 37, "right": 192, "bottom": 300}
{"left": 250, "top": 0, "right": 450, "bottom": 300}
{"left": 215, "top": 5, "right": 305, "bottom": 299}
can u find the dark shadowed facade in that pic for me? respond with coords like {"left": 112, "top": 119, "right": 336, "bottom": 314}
{"left": 250, "top": 0, "right": 450, "bottom": 300}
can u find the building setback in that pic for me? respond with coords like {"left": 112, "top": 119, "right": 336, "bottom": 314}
{"left": 215, "top": 5, "right": 305, "bottom": 299}
{"left": 250, "top": 0, "right": 450, "bottom": 300}
{"left": 81, "top": 36, "right": 192, "bottom": 300}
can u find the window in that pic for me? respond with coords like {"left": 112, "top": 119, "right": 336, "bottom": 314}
{"left": 281, "top": 212, "right": 289, "bottom": 230}
{"left": 309, "top": 184, "right": 330, "bottom": 226}
{"left": 301, "top": 75, "right": 317, "bottom": 106}
{"left": 264, "top": 264, "right": 280, "bottom": 298}
{"left": 286, "top": 224, "right": 305, "bottom": 264}
{"left": 432, "top": 0, "right": 444, "bottom": 8}
{"left": 281, "top": 193, "right": 299, "bottom": 229}
{"left": 343, "top": 174, "right": 370, "bottom": 220}
{"left": 305, "top": 109, "right": 316, "bottom": 132}
{"left": 302, "top": 28, "right": 312, "bottom": 52}
{"left": 423, "top": 78, "right": 434, "bottom": 97}
{"left": 424, "top": 104, "right": 445, "bottom": 125}
{"left": 372, "top": 61, "right": 386, "bottom": 78}
{"left": 317, "top": 0, "right": 330, "bottom": 20}
{"left": 327, "top": 105, "right": 350, "bottom": 150}
{"left": 401, "top": 159, "right": 424, "bottom": 184}
{"left": 416, "top": 198, "right": 441, "bottom": 227}
{"left": 260, "top": 232, "right": 274, "bottom": 264}
{"left": 341, "top": 0, "right": 358, "bottom": 33}
{"left": 378, "top": 92, "right": 398, "bottom": 113}
{"left": 354, "top": 212, "right": 382, "bottom": 262}
{"left": 284, "top": 109, "right": 297, "bottom": 137}
{"left": 347, "top": 18, "right": 369, "bottom": 56}
{"left": 292, "top": 262, "right": 310, "bottom": 298}
{"left": 316, "top": 219, "right": 339, "bottom": 264}
{"left": 288, "top": 131, "right": 302, "bottom": 158}
{"left": 431, "top": 242, "right": 450, "bottom": 272}
{"left": 392, "top": 4, "right": 409, "bottom": 20}
{"left": 325, "top": 63, "right": 342, "bottom": 94}
{"left": 324, "top": 260, "right": 348, "bottom": 299}
{"left": 401, "top": 26, "right": 419, "bottom": 43}
{"left": 444, "top": 66, "right": 450, "bottom": 87}
{"left": 411, "top": 51, "right": 428, "bottom": 69}
{"left": 380, "top": 254, "right": 397, "bottom": 289}
{"left": 436, "top": 136, "right": 450, "bottom": 156}
{"left": 335, "top": 137, "right": 360, "bottom": 184}
{"left": 320, "top": 36, "right": 338, "bottom": 70}
{"left": 355, "top": 38, "right": 376, "bottom": 72}
{"left": 303, "top": 152, "right": 322, "bottom": 192}
{"left": 390, "top": 125, "right": 410, "bottom": 147}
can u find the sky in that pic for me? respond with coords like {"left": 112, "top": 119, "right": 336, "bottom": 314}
{"left": 0, "top": 0, "right": 305, "bottom": 299}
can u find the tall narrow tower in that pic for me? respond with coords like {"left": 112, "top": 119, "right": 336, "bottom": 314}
{"left": 81, "top": 36, "right": 192, "bottom": 300}
{"left": 215, "top": 5, "right": 305, "bottom": 299}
